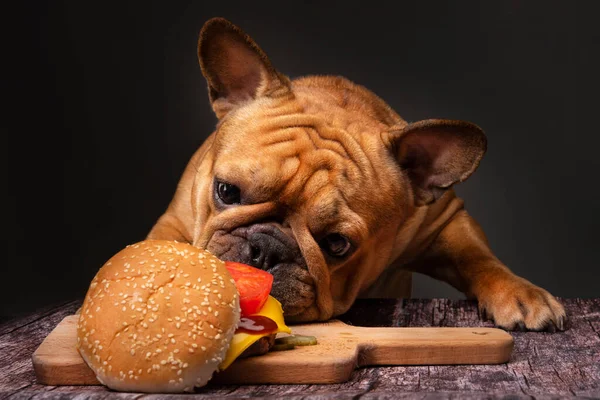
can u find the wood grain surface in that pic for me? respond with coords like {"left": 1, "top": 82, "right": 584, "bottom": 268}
{"left": 32, "top": 315, "right": 513, "bottom": 385}
{"left": 1, "top": 298, "right": 599, "bottom": 399}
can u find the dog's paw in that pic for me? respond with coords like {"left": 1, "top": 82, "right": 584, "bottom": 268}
{"left": 476, "top": 275, "right": 567, "bottom": 332}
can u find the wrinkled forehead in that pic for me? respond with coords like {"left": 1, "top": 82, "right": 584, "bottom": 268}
{"left": 212, "top": 98, "right": 403, "bottom": 225}
{"left": 215, "top": 101, "right": 375, "bottom": 188}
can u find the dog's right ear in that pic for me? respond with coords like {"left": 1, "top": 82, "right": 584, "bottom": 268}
{"left": 385, "top": 119, "right": 487, "bottom": 206}
{"left": 198, "top": 17, "right": 292, "bottom": 119}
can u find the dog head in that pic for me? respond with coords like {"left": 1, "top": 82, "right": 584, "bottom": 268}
{"left": 160, "top": 18, "right": 487, "bottom": 322}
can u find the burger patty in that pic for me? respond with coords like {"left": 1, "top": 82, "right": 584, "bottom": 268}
{"left": 238, "top": 334, "right": 276, "bottom": 358}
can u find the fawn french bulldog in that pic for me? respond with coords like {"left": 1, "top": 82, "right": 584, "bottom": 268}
{"left": 148, "top": 17, "right": 566, "bottom": 331}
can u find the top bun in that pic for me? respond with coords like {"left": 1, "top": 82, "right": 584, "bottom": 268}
{"left": 76, "top": 239, "right": 240, "bottom": 393}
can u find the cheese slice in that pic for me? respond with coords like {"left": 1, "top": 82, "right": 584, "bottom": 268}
{"left": 219, "top": 295, "right": 291, "bottom": 370}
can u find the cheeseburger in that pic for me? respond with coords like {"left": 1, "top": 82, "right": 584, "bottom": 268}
{"left": 76, "top": 239, "right": 290, "bottom": 393}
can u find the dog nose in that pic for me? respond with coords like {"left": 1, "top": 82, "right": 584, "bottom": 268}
{"left": 247, "top": 232, "right": 286, "bottom": 270}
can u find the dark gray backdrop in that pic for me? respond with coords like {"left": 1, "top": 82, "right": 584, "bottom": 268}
{"left": 4, "top": 1, "right": 599, "bottom": 318}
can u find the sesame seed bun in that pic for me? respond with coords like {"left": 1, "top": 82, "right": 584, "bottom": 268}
{"left": 76, "top": 239, "right": 240, "bottom": 393}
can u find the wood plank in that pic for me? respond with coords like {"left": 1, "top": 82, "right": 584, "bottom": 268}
{"left": 2, "top": 298, "right": 599, "bottom": 399}
{"left": 0, "top": 301, "right": 81, "bottom": 399}
{"left": 32, "top": 315, "right": 513, "bottom": 386}
{"left": 0, "top": 300, "right": 80, "bottom": 337}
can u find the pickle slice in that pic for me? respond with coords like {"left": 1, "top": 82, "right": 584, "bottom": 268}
{"left": 274, "top": 335, "right": 318, "bottom": 346}
{"left": 270, "top": 343, "right": 295, "bottom": 352}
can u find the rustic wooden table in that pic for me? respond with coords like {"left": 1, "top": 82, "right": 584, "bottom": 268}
{"left": 1, "top": 298, "right": 598, "bottom": 399}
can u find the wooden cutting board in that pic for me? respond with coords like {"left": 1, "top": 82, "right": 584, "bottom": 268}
{"left": 32, "top": 315, "right": 513, "bottom": 385}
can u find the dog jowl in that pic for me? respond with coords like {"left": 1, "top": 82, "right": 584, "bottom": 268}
{"left": 147, "top": 17, "right": 566, "bottom": 331}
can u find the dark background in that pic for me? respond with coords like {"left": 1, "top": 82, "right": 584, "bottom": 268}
{"left": 4, "top": 1, "right": 599, "bottom": 318}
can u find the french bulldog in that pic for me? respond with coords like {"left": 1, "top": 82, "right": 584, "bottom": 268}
{"left": 147, "top": 17, "right": 566, "bottom": 331}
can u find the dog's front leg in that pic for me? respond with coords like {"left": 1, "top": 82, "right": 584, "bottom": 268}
{"left": 408, "top": 210, "right": 566, "bottom": 331}
{"left": 146, "top": 136, "right": 216, "bottom": 244}
{"left": 147, "top": 213, "right": 191, "bottom": 243}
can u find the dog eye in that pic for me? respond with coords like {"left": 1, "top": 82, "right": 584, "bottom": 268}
{"left": 321, "top": 234, "right": 351, "bottom": 258}
{"left": 215, "top": 181, "right": 241, "bottom": 205}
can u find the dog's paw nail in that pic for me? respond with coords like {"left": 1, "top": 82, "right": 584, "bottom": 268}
{"left": 546, "top": 321, "right": 557, "bottom": 333}
{"left": 557, "top": 316, "right": 566, "bottom": 331}
{"left": 479, "top": 307, "right": 488, "bottom": 320}
{"left": 516, "top": 322, "right": 526, "bottom": 331}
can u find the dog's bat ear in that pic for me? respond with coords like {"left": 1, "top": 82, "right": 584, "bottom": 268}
{"left": 198, "top": 17, "right": 292, "bottom": 119}
{"left": 386, "top": 119, "right": 487, "bottom": 206}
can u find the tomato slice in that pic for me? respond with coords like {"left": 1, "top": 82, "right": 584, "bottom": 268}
{"left": 225, "top": 261, "right": 274, "bottom": 317}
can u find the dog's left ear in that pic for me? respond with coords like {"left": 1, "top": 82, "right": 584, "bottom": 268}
{"left": 385, "top": 119, "right": 487, "bottom": 206}
{"left": 198, "top": 17, "right": 292, "bottom": 119}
